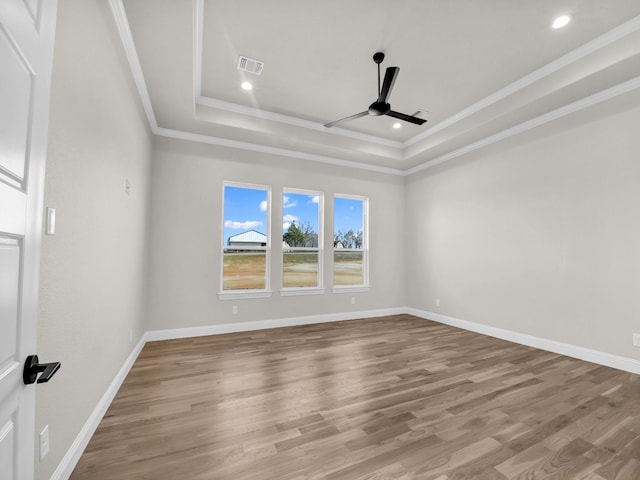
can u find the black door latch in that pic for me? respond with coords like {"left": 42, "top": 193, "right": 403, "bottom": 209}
{"left": 23, "top": 355, "right": 61, "bottom": 385}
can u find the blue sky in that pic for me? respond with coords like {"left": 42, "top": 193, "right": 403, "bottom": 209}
{"left": 333, "top": 197, "right": 363, "bottom": 235}
{"left": 223, "top": 186, "right": 268, "bottom": 243}
{"left": 223, "top": 186, "right": 363, "bottom": 243}
{"left": 282, "top": 192, "right": 319, "bottom": 234}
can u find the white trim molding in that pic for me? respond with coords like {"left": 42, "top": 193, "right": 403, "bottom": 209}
{"left": 280, "top": 287, "right": 326, "bottom": 297}
{"left": 146, "top": 307, "right": 405, "bottom": 341}
{"left": 108, "top": 0, "right": 158, "bottom": 131}
{"left": 406, "top": 75, "right": 640, "bottom": 175}
{"left": 156, "top": 127, "right": 405, "bottom": 176}
{"left": 332, "top": 286, "right": 370, "bottom": 294}
{"left": 110, "top": 0, "right": 640, "bottom": 177}
{"left": 49, "top": 334, "right": 147, "bottom": 480}
{"left": 405, "top": 14, "right": 640, "bottom": 147}
{"left": 51, "top": 306, "right": 640, "bottom": 479}
{"left": 217, "top": 290, "right": 273, "bottom": 300}
{"left": 196, "top": 95, "right": 404, "bottom": 149}
{"left": 407, "top": 308, "right": 640, "bottom": 376}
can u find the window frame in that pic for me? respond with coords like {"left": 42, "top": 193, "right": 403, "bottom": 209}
{"left": 280, "top": 188, "right": 324, "bottom": 296}
{"left": 332, "top": 193, "right": 370, "bottom": 293}
{"left": 218, "top": 181, "right": 272, "bottom": 300}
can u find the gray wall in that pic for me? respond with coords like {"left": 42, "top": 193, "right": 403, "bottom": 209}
{"left": 35, "top": 1, "right": 640, "bottom": 478}
{"left": 36, "top": 0, "right": 153, "bottom": 478}
{"left": 146, "top": 137, "right": 406, "bottom": 331}
{"left": 406, "top": 95, "right": 640, "bottom": 361}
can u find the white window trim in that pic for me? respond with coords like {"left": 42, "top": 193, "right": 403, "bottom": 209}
{"left": 333, "top": 193, "right": 369, "bottom": 288}
{"left": 332, "top": 286, "right": 370, "bottom": 294}
{"left": 281, "top": 188, "right": 323, "bottom": 293}
{"left": 218, "top": 290, "right": 273, "bottom": 300}
{"left": 220, "top": 181, "right": 271, "bottom": 296}
{"left": 280, "top": 287, "right": 326, "bottom": 297}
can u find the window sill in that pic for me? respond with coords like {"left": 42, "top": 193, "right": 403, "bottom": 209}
{"left": 218, "top": 290, "right": 273, "bottom": 300}
{"left": 280, "top": 287, "right": 326, "bottom": 297}
{"left": 332, "top": 286, "right": 370, "bottom": 294}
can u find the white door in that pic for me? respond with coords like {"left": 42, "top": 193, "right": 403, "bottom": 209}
{"left": 0, "top": 1, "right": 58, "bottom": 478}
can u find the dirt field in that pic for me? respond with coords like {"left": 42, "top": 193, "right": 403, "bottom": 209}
{"left": 283, "top": 252, "right": 318, "bottom": 287}
{"left": 222, "top": 252, "right": 266, "bottom": 290}
{"left": 223, "top": 251, "right": 363, "bottom": 289}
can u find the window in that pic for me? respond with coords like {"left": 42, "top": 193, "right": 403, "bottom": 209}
{"left": 333, "top": 195, "right": 368, "bottom": 289}
{"left": 220, "top": 183, "right": 271, "bottom": 297}
{"left": 282, "top": 189, "right": 323, "bottom": 292}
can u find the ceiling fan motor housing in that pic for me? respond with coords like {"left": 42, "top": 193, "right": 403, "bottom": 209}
{"left": 368, "top": 101, "right": 390, "bottom": 116}
{"left": 323, "top": 51, "right": 426, "bottom": 128}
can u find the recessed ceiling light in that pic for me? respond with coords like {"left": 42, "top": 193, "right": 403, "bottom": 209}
{"left": 552, "top": 15, "right": 571, "bottom": 29}
{"left": 241, "top": 81, "right": 253, "bottom": 91}
{"left": 393, "top": 122, "right": 402, "bottom": 129}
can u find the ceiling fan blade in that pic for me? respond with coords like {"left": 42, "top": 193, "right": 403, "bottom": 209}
{"left": 324, "top": 111, "right": 369, "bottom": 128}
{"left": 387, "top": 110, "right": 427, "bottom": 125}
{"left": 378, "top": 67, "right": 399, "bottom": 103}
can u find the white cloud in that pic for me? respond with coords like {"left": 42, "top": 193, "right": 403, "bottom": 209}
{"left": 259, "top": 200, "right": 268, "bottom": 212}
{"left": 224, "top": 220, "right": 262, "bottom": 230}
{"left": 283, "top": 195, "right": 297, "bottom": 208}
{"left": 282, "top": 214, "right": 299, "bottom": 231}
{"left": 311, "top": 195, "right": 320, "bottom": 204}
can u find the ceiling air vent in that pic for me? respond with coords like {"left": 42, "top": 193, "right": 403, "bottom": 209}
{"left": 237, "top": 55, "right": 264, "bottom": 75}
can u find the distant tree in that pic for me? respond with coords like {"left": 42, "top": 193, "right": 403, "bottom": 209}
{"left": 334, "top": 229, "right": 363, "bottom": 249}
{"left": 283, "top": 221, "right": 305, "bottom": 247}
{"left": 354, "top": 230, "right": 363, "bottom": 248}
{"left": 301, "top": 221, "right": 318, "bottom": 247}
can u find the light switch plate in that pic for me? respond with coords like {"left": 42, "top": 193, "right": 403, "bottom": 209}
{"left": 45, "top": 207, "right": 56, "bottom": 235}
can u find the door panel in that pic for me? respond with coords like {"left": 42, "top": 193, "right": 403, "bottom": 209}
{"left": 0, "top": 0, "right": 57, "bottom": 478}
{"left": 0, "top": 23, "right": 32, "bottom": 181}
{"left": 0, "top": 239, "right": 21, "bottom": 363}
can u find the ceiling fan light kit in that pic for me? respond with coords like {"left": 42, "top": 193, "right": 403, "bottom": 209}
{"left": 324, "top": 52, "right": 427, "bottom": 129}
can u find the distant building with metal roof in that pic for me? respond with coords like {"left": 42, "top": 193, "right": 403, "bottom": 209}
{"left": 227, "top": 230, "right": 267, "bottom": 246}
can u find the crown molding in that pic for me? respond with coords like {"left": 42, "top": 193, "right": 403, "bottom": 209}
{"left": 405, "top": 13, "right": 640, "bottom": 147}
{"left": 111, "top": 0, "right": 640, "bottom": 176}
{"left": 195, "top": 95, "right": 404, "bottom": 148}
{"left": 155, "top": 127, "right": 405, "bottom": 176}
{"left": 406, "top": 75, "right": 640, "bottom": 175}
{"left": 108, "top": 0, "right": 158, "bottom": 130}
{"left": 192, "top": 1, "right": 402, "bottom": 150}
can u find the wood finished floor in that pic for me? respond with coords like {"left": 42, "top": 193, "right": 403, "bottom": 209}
{"left": 71, "top": 315, "right": 640, "bottom": 479}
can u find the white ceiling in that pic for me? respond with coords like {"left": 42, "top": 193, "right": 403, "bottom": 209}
{"left": 114, "top": 0, "right": 640, "bottom": 174}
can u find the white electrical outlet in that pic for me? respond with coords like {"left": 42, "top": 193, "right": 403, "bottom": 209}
{"left": 435, "top": 298, "right": 441, "bottom": 307}
{"left": 633, "top": 333, "right": 640, "bottom": 347}
{"left": 40, "top": 425, "right": 50, "bottom": 461}
{"left": 351, "top": 297, "right": 356, "bottom": 305}
{"left": 125, "top": 179, "right": 131, "bottom": 196}
{"left": 232, "top": 305, "right": 238, "bottom": 315}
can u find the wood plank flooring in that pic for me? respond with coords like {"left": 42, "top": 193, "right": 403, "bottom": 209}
{"left": 71, "top": 315, "right": 640, "bottom": 479}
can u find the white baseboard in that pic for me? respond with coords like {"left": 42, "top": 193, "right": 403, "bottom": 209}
{"left": 52, "top": 305, "right": 640, "bottom": 479}
{"left": 50, "top": 307, "right": 403, "bottom": 479}
{"left": 50, "top": 334, "right": 147, "bottom": 480}
{"left": 407, "top": 308, "right": 640, "bottom": 375}
{"left": 146, "top": 307, "right": 405, "bottom": 341}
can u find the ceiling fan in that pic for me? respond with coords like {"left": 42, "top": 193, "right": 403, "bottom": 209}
{"left": 324, "top": 52, "right": 427, "bottom": 128}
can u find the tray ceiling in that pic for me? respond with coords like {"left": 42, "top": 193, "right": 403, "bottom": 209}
{"left": 113, "top": 0, "right": 640, "bottom": 174}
